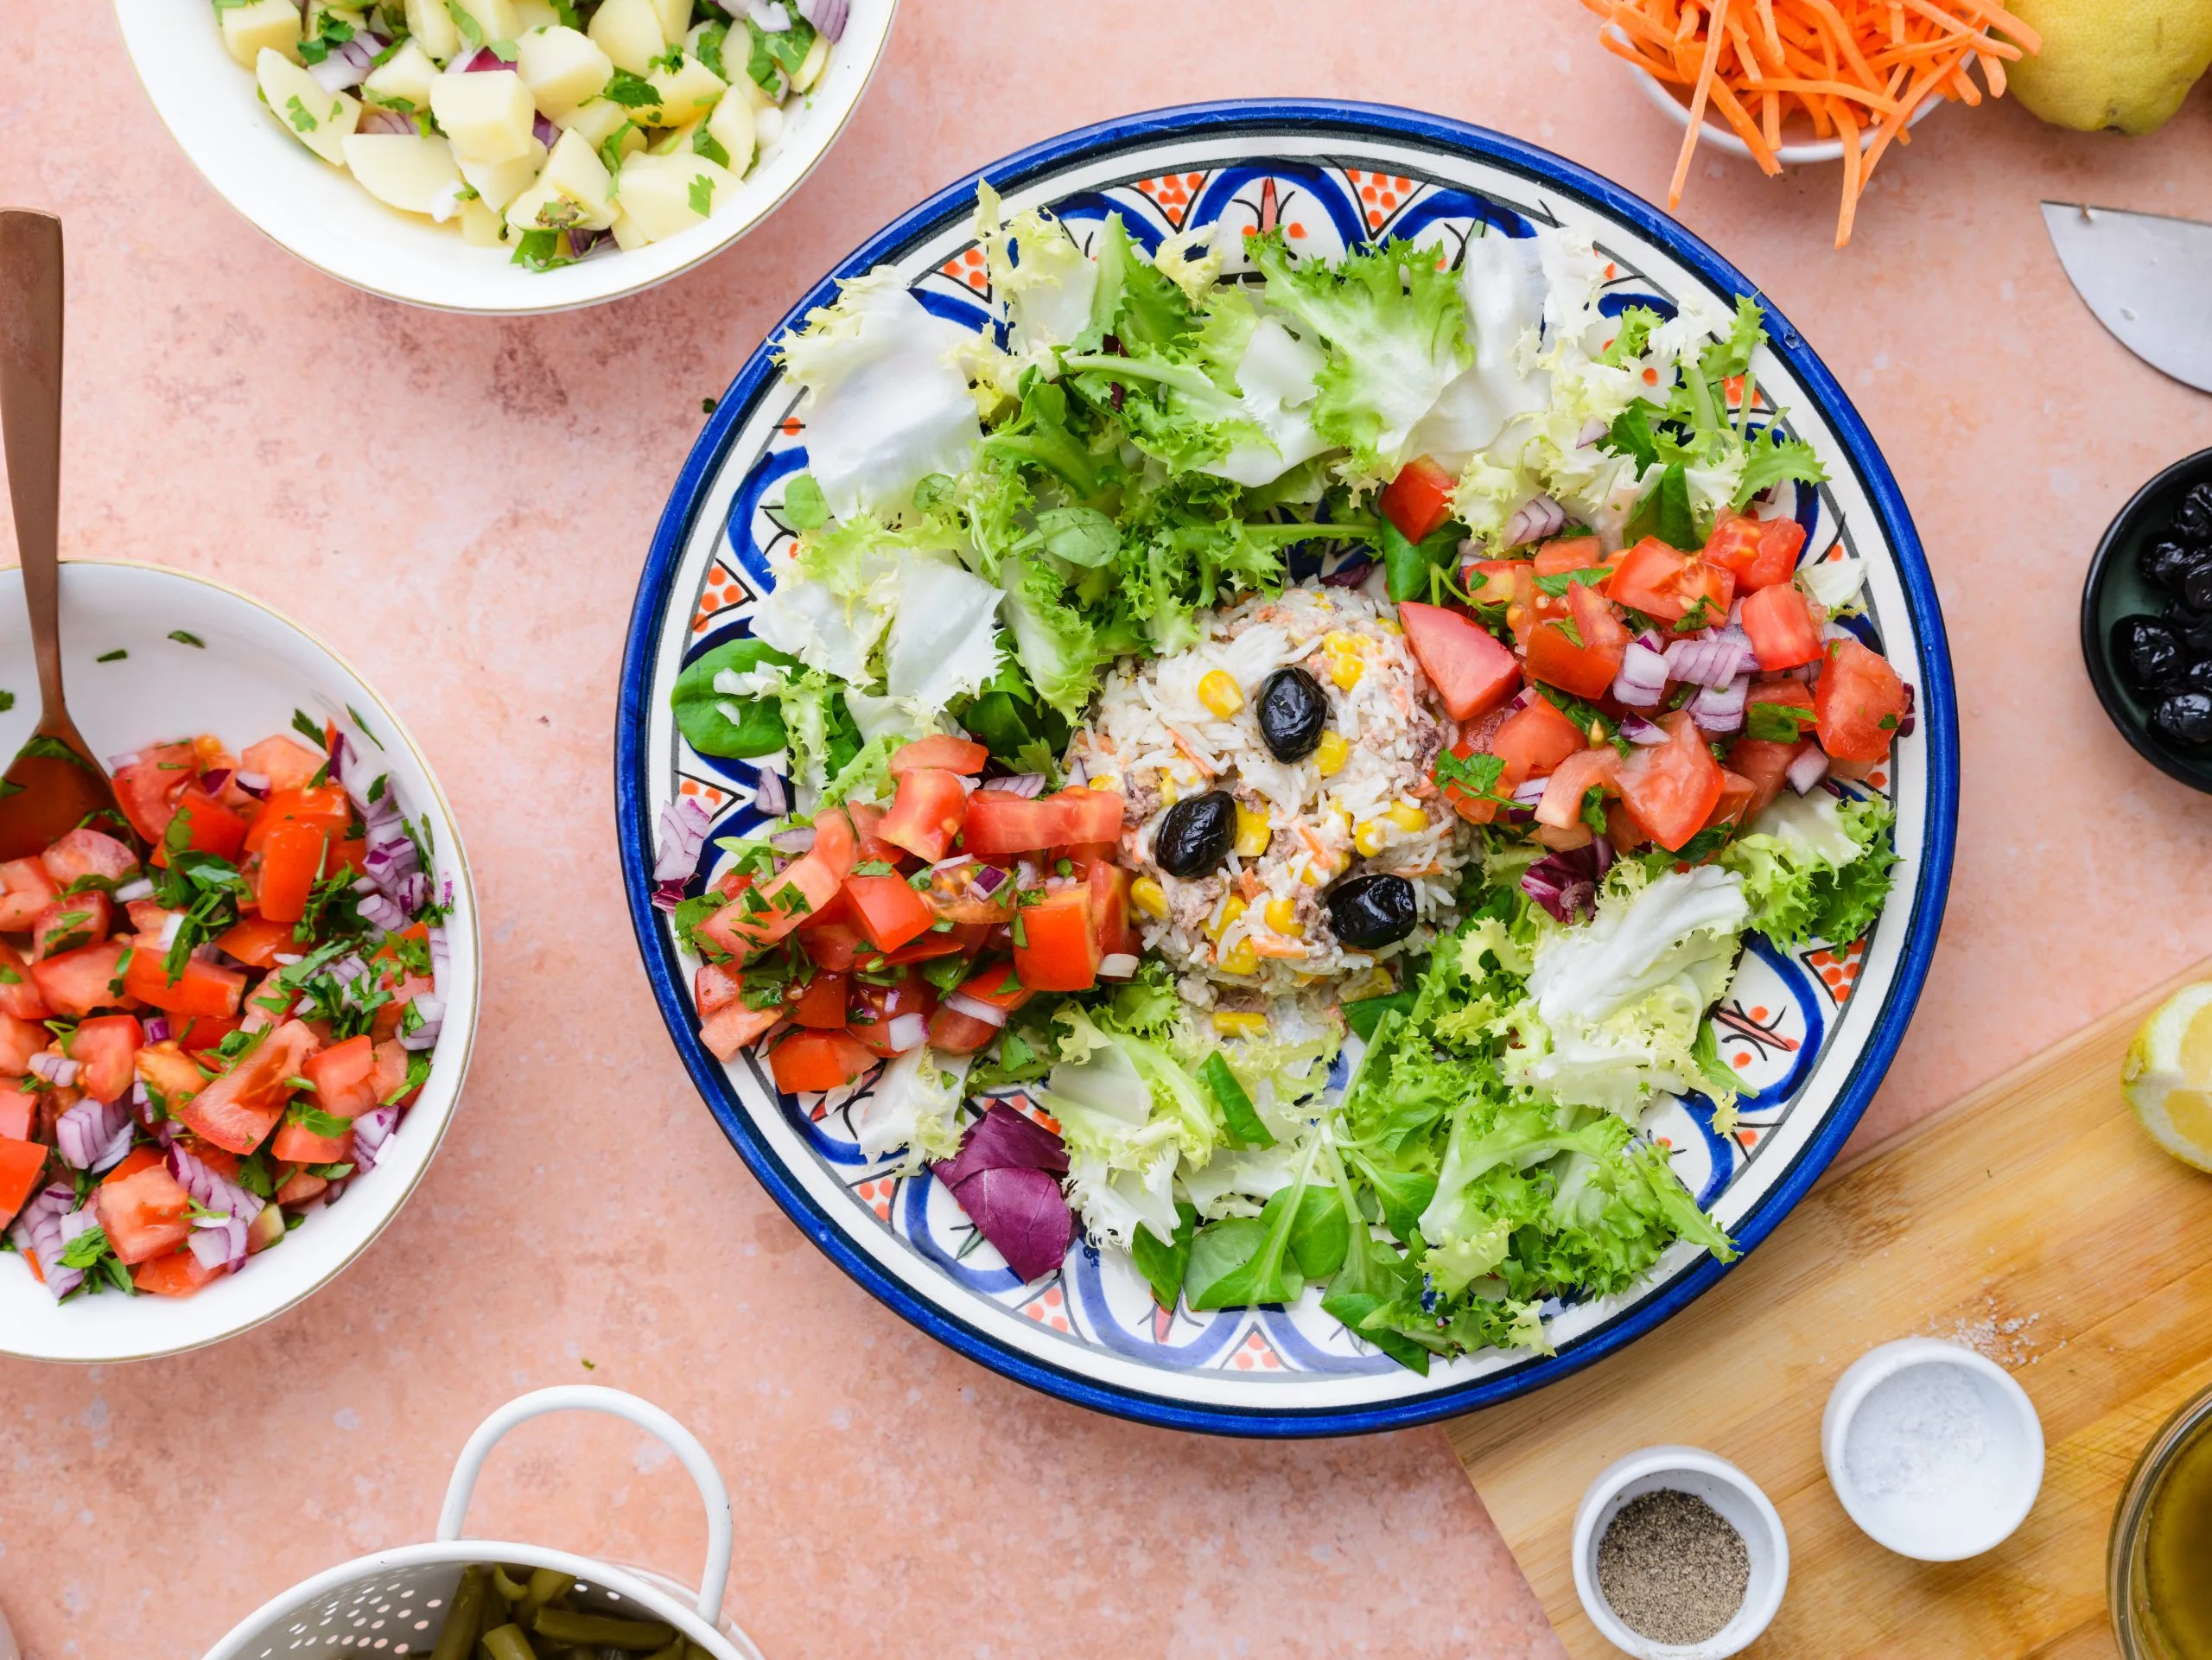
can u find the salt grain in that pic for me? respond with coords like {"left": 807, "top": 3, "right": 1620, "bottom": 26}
{"left": 1844, "top": 1361, "right": 1990, "bottom": 1498}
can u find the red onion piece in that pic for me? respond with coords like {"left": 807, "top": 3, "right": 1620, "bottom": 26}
{"left": 1319, "top": 558, "right": 1375, "bottom": 588}
{"left": 112, "top": 876, "right": 154, "bottom": 904}
{"left": 29, "top": 1052, "right": 79, "bottom": 1088}
{"left": 106, "top": 751, "right": 141, "bottom": 771}
{"left": 1894, "top": 681, "right": 1916, "bottom": 740}
{"left": 11, "top": 1186, "right": 86, "bottom": 1300}
{"left": 357, "top": 107, "right": 416, "bottom": 136}
{"left": 992, "top": 773, "right": 1047, "bottom": 799}
{"left": 748, "top": 1, "right": 792, "bottom": 29}
{"left": 533, "top": 112, "right": 559, "bottom": 149}
{"left": 168, "top": 1142, "right": 264, "bottom": 1231}
{"left": 234, "top": 768, "right": 270, "bottom": 792}
{"left": 797, "top": 0, "right": 849, "bottom": 39}
{"left": 753, "top": 767, "right": 789, "bottom": 816}
{"left": 1618, "top": 712, "right": 1669, "bottom": 746}
{"left": 1690, "top": 674, "right": 1751, "bottom": 734}
{"left": 969, "top": 863, "right": 1009, "bottom": 897}
{"left": 654, "top": 798, "right": 712, "bottom": 882}
{"left": 1663, "top": 633, "right": 1754, "bottom": 689}
{"left": 1510, "top": 776, "right": 1549, "bottom": 807}
{"left": 55, "top": 1096, "right": 130, "bottom": 1169}
{"left": 944, "top": 991, "right": 1010, "bottom": 1029}
{"left": 884, "top": 1013, "right": 928, "bottom": 1053}
{"left": 188, "top": 1228, "right": 232, "bottom": 1272}
{"left": 767, "top": 825, "right": 816, "bottom": 855}
{"left": 458, "top": 46, "right": 503, "bottom": 69}
{"left": 1098, "top": 951, "right": 1140, "bottom": 979}
{"left": 1785, "top": 744, "right": 1830, "bottom": 795}
{"left": 141, "top": 1015, "right": 170, "bottom": 1044}
{"left": 353, "top": 1104, "right": 401, "bottom": 1173}
{"left": 650, "top": 879, "right": 686, "bottom": 913}
{"left": 1503, "top": 494, "right": 1567, "bottom": 549}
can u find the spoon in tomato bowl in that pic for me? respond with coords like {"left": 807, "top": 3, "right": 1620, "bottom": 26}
{"left": 0, "top": 209, "right": 121, "bottom": 860}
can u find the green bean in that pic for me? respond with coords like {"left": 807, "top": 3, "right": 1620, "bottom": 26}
{"left": 685, "top": 1644, "right": 715, "bottom": 1660}
{"left": 520, "top": 1568, "right": 575, "bottom": 1619}
{"left": 429, "top": 1567, "right": 486, "bottom": 1660}
{"left": 641, "top": 1642, "right": 684, "bottom": 1660}
{"left": 491, "top": 1566, "right": 533, "bottom": 1604}
{"left": 477, "top": 1623, "right": 537, "bottom": 1660}
{"left": 528, "top": 1608, "right": 677, "bottom": 1651}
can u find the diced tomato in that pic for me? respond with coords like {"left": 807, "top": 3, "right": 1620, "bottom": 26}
{"left": 70, "top": 1014, "right": 142, "bottom": 1104}
{"left": 102, "top": 1145, "right": 163, "bottom": 1186}
{"left": 256, "top": 821, "right": 328, "bottom": 925}
{"left": 846, "top": 970, "right": 938, "bottom": 1057}
{"left": 961, "top": 792, "right": 1073, "bottom": 857}
{"left": 1379, "top": 455, "right": 1457, "bottom": 544}
{"left": 890, "top": 735, "right": 989, "bottom": 776}
{"left": 841, "top": 803, "right": 907, "bottom": 867}
{"left": 39, "top": 828, "right": 138, "bottom": 890}
{"left": 878, "top": 768, "right": 968, "bottom": 863}
{"left": 175, "top": 1019, "right": 318, "bottom": 1155}
{"left": 156, "top": 785, "right": 249, "bottom": 865}
{"left": 1525, "top": 619, "right": 1621, "bottom": 701}
{"left": 1572, "top": 579, "right": 1632, "bottom": 652}
{"left": 0, "top": 1013, "right": 44, "bottom": 1074}
{"left": 1815, "top": 637, "right": 1911, "bottom": 763}
{"left": 1439, "top": 730, "right": 1522, "bottom": 826}
{"left": 1726, "top": 739, "right": 1802, "bottom": 822}
{"left": 1398, "top": 601, "right": 1522, "bottom": 721}
{"left": 324, "top": 837, "right": 368, "bottom": 879}
{"left": 245, "top": 784, "right": 350, "bottom": 855}
{"left": 1535, "top": 746, "right": 1620, "bottom": 831}
{"left": 31, "top": 892, "right": 110, "bottom": 961}
{"left": 274, "top": 1167, "right": 328, "bottom": 1206}
{"left": 884, "top": 919, "right": 991, "bottom": 965}
{"left": 96, "top": 1162, "right": 194, "bottom": 1264}
{"left": 136, "top": 1041, "right": 208, "bottom": 1112}
{"left": 1491, "top": 696, "right": 1588, "bottom": 779}
{"left": 695, "top": 961, "right": 744, "bottom": 1016}
{"left": 368, "top": 1040, "right": 420, "bottom": 1110}
{"left": 1050, "top": 787, "right": 1125, "bottom": 847}
{"left": 1014, "top": 887, "right": 1099, "bottom": 993}
{"left": 926, "top": 1010, "right": 1000, "bottom": 1056}
{"left": 124, "top": 949, "right": 245, "bottom": 1020}
{"left": 1618, "top": 711, "right": 1726, "bottom": 852}
{"left": 792, "top": 971, "right": 849, "bottom": 1028}
{"left": 0, "top": 858, "right": 58, "bottom": 932}
{"left": 134, "top": 1250, "right": 223, "bottom": 1297}
{"left": 1706, "top": 769, "right": 1758, "bottom": 833}
{"left": 1741, "top": 584, "right": 1824, "bottom": 671}
{"left": 1465, "top": 558, "right": 1521, "bottom": 606}
{"left": 30, "top": 939, "right": 130, "bottom": 1018}
{"left": 795, "top": 916, "right": 866, "bottom": 972}
{"left": 700, "top": 813, "right": 857, "bottom": 956}
{"left": 1605, "top": 538, "right": 1689, "bottom": 620}
{"left": 217, "top": 915, "right": 297, "bottom": 969}
{"left": 699, "top": 1002, "right": 779, "bottom": 1062}
{"left": 111, "top": 743, "right": 200, "bottom": 844}
{"left": 1533, "top": 536, "right": 1602, "bottom": 578}
{"left": 302, "top": 1034, "right": 378, "bottom": 1119}
{"left": 0, "top": 1135, "right": 48, "bottom": 1226}
{"left": 1678, "top": 559, "right": 1735, "bottom": 629}
{"left": 1087, "top": 862, "right": 1137, "bottom": 960}
{"left": 0, "top": 1085, "right": 34, "bottom": 1142}
{"left": 843, "top": 874, "right": 937, "bottom": 954}
{"left": 173, "top": 1013, "right": 240, "bottom": 1055}
{"left": 769, "top": 1028, "right": 876, "bottom": 1093}
{"left": 1704, "top": 514, "right": 1806, "bottom": 591}
{"left": 922, "top": 860, "right": 1015, "bottom": 925}
{"left": 1506, "top": 563, "right": 1566, "bottom": 648}
{"left": 271, "top": 1119, "right": 351, "bottom": 1165}
{"left": 240, "top": 735, "right": 326, "bottom": 792}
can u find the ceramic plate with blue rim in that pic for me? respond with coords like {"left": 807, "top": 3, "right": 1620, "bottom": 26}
{"left": 617, "top": 100, "right": 1958, "bottom": 1436}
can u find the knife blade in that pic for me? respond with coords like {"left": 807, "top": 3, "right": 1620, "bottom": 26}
{"left": 2043, "top": 202, "right": 2212, "bottom": 395}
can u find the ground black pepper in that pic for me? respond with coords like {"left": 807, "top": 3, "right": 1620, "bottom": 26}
{"left": 1594, "top": 1488, "right": 1750, "bottom": 1646}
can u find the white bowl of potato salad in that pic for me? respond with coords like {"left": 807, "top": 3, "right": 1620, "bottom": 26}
{"left": 115, "top": 0, "right": 898, "bottom": 314}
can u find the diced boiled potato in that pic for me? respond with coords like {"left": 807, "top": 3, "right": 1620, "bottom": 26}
{"left": 553, "top": 97, "right": 636, "bottom": 150}
{"left": 511, "top": 0, "right": 560, "bottom": 29}
{"left": 505, "top": 127, "right": 616, "bottom": 232}
{"left": 361, "top": 39, "right": 440, "bottom": 114}
{"left": 609, "top": 211, "right": 651, "bottom": 252}
{"left": 306, "top": 3, "right": 369, "bottom": 36}
{"left": 449, "top": 0, "right": 518, "bottom": 46}
{"left": 587, "top": 0, "right": 665, "bottom": 74}
{"left": 222, "top": 0, "right": 303, "bottom": 68}
{"left": 402, "top": 0, "right": 462, "bottom": 62}
{"left": 514, "top": 25, "right": 613, "bottom": 118}
{"left": 257, "top": 49, "right": 360, "bottom": 166}
{"left": 651, "top": 0, "right": 693, "bottom": 41}
{"left": 791, "top": 30, "right": 830, "bottom": 93}
{"left": 341, "top": 132, "right": 466, "bottom": 214}
{"left": 458, "top": 137, "right": 547, "bottom": 212}
{"left": 459, "top": 197, "right": 509, "bottom": 247}
{"left": 705, "top": 82, "right": 756, "bottom": 175}
{"left": 638, "top": 54, "right": 726, "bottom": 127}
{"left": 429, "top": 69, "right": 537, "bottom": 165}
{"left": 612, "top": 150, "right": 731, "bottom": 242}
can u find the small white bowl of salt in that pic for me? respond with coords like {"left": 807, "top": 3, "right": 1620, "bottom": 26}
{"left": 1822, "top": 1337, "right": 2046, "bottom": 1561}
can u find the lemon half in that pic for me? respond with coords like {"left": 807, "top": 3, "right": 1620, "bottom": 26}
{"left": 2125, "top": 983, "right": 2212, "bottom": 1171}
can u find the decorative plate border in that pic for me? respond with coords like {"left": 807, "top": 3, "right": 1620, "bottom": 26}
{"left": 616, "top": 100, "right": 1958, "bottom": 1436}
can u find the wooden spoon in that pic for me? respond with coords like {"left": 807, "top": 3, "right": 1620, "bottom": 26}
{"left": 0, "top": 209, "right": 118, "bottom": 862}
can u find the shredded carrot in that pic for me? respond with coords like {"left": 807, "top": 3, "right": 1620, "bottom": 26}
{"left": 1587, "top": 0, "right": 2040, "bottom": 245}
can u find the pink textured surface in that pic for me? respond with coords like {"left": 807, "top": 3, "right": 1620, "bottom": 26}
{"left": 2, "top": 3, "right": 2210, "bottom": 1657}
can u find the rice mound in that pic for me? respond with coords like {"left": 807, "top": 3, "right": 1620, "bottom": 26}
{"left": 1068, "top": 584, "right": 1474, "bottom": 1008}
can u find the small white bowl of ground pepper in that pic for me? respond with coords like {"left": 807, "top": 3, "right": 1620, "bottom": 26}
{"left": 1572, "top": 1447, "right": 1789, "bottom": 1657}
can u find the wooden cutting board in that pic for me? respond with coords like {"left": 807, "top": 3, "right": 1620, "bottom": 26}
{"left": 1449, "top": 959, "right": 2212, "bottom": 1658}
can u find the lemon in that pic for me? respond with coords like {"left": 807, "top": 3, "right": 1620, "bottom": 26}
{"left": 2124, "top": 983, "right": 2212, "bottom": 1170}
{"left": 2005, "top": 0, "right": 2212, "bottom": 135}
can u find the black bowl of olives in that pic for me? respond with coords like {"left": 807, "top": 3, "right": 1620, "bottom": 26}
{"left": 2082, "top": 448, "right": 2212, "bottom": 795}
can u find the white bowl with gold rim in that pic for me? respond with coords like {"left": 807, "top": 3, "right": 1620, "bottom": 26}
{"left": 0, "top": 560, "right": 478, "bottom": 1362}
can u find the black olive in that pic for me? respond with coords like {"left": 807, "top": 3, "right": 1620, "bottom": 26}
{"left": 2187, "top": 658, "right": 2212, "bottom": 695}
{"left": 1153, "top": 791, "right": 1236, "bottom": 878}
{"left": 1326, "top": 872, "right": 1419, "bottom": 950}
{"left": 1255, "top": 666, "right": 1328, "bottom": 762}
{"left": 2152, "top": 690, "right": 2212, "bottom": 747}
{"left": 2113, "top": 616, "right": 2186, "bottom": 694}
{"left": 2185, "top": 560, "right": 2212, "bottom": 614}
{"left": 2174, "top": 481, "right": 2212, "bottom": 547}
{"left": 2169, "top": 605, "right": 2212, "bottom": 656}
{"left": 2140, "top": 539, "right": 2204, "bottom": 592}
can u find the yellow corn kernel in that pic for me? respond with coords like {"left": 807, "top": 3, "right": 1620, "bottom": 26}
{"left": 1089, "top": 773, "right": 1119, "bottom": 792}
{"left": 1218, "top": 939, "right": 1259, "bottom": 976}
{"left": 1205, "top": 894, "right": 1248, "bottom": 942}
{"left": 1323, "top": 633, "right": 1366, "bottom": 690}
{"left": 1377, "top": 618, "right": 1402, "bottom": 635}
{"left": 1300, "top": 861, "right": 1329, "bottom": 887}
{"left": 1213, "top": 1010, "right": 1267, "bottom": 1038}
{"left": 1263, "top": 897, "right": 1302, "bottom": 937}
{"left": 1234, "top": 805, "right": 1271, "bottom": 858}
{"left": 1339, "top": 966, "right": 1395, "bottom": 1002}
{"left": 1387, "top": 801, "right": 1428, "bottom": 834}
{"left": 1314, "top": 729, "right": 1349, "bottom": 777}
{"left": 1130, "top": 877, "right": 1168, "bottom": 919}
{"left": 1158, "top": 773, "right": 1180, "bottom": 805}
{"left": 1353, "top": 819, "right": 1389, "bottom": 857}
{"left": 1198, "top": 670, "right": 1245, "bottom": 718}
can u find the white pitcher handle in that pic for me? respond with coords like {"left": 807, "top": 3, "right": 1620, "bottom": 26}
{"left": 436, "top": 1385, "right": 734, "bottom": 1625}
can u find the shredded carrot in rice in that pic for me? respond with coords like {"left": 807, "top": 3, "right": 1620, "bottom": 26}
{"left": 1585, "top": 0, "right": 2040, "bottom": 245}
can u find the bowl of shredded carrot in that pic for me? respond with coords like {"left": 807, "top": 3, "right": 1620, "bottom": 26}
{"left": 1583, "top": 0, "right": 2044, "bottom": 245}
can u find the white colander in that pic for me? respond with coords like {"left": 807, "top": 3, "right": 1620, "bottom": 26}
{"left": 202, "top": 1387, "right": 762, "bottom": 1660}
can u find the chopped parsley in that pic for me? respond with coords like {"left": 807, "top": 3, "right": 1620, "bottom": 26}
{"left": 1745, "top": 701, "right": 1816, "bottom": 743}
{"left": 168, "top": 630, "right": 207, "bottom": 648}
{"left": 96, "top": 648, "right": 128, "bottom": 663}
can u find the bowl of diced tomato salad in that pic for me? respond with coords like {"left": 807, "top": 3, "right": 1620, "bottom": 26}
{"left": 0, "top": 561, "right": 477, "bottom": 1361}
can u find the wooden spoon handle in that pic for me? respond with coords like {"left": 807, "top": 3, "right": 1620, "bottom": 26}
{"left": 0, "top": 210, "right": 66, "bottom": 724}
